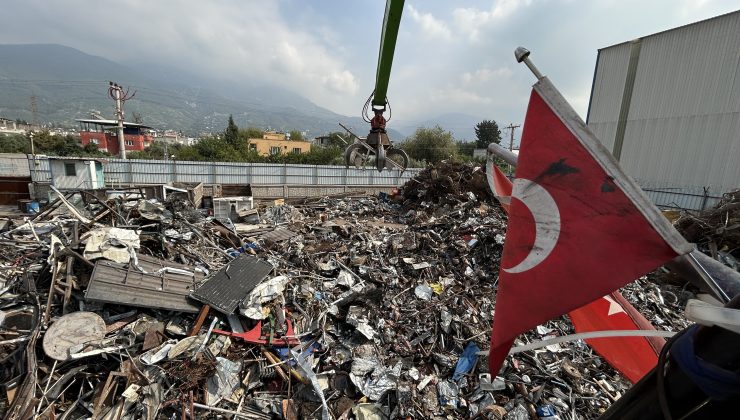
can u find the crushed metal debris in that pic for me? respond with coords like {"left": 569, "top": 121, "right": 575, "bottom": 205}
{"left": 0, "top": 162, "right": 734, "bottom": 419}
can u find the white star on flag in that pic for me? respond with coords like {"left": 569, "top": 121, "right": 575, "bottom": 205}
{"left": 603, "top": 295, "right": 626, "bottom": 316}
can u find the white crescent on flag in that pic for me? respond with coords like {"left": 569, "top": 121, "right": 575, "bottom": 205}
{"left": 503, "top": 178, "right": 561, "bottom": 274}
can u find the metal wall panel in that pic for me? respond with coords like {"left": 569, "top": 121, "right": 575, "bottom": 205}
{"left": 285, "top": 164, "right": 314, "bottom": 185}
{"left": 0, "top": 153, "right": 32, "bottom": 177}
{"left": 214, "top": 162, "right": 249, "bottom": 185}
{"left": 588, "top": 11, "right": 740, "bottom": 198}
{"left": 587, "top": 42, "right": 632, "bottom": 151}
{"left": 316, "top": 166, "right": 344, "bottom": 185}
{"left": 28, "top": 156, "right": 423, "bottom": 189}
{"left": 50, "top": 161, "right": 93, "bottom": 189}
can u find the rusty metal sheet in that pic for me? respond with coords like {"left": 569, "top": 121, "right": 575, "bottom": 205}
{"left": 190, "top": 254, "right": 273, "bottom": 315}
{"left": 85, "top": 255, "right": 203, "bottom": 313}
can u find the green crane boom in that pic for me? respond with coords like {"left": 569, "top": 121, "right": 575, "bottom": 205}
{"left": 343, "top": 0, "right": 409, "bottom": 173}
{"left": 372, "top": 0, "right": 405, "bottom": 109}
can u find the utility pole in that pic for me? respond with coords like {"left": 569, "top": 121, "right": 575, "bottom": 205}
{"left": 503, "top": 123, "right": 521, "bottom": 175}
{"left": 30, "top": 95, "right": 38, "bottom": 128}
{"left": 108, "top": 82, "right": 136, "bottom": 159}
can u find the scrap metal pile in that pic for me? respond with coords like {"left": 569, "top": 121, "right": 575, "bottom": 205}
{"left": 0, "top": 163, "right": 701, "bottom": 419}
{"left": 675, "top": 189, "right": 740, "bottom": 271}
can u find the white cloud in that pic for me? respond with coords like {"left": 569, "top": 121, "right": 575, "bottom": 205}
{"left": 407, "top": 4, "right": 453, "bottom": 41}
{"left": 461, "top": 67, "right": 514, "bottom": 84}
{"left": 0, "top": 0, "right": 359, "bottom": 114}
{"left": 3, "top": 0, "right": 740, "bottom": 126}
{"left": 453, "top": 0, "right": 534, "bottom": 41}
{"left": 430, "top": 67, "right": 516, "bottom": 105}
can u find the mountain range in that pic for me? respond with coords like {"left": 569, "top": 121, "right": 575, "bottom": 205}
{"left": 0, "top": 44, "right": 481, "bottom": 140}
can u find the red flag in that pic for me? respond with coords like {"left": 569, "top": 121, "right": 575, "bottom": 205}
{"left": 488, "top": 78, "right": 691, "bottom": 376}
{"left": 487, "top": 152, "right": 665, "bottom": 383}
{"left": 569, "top": 292, "right": 664, "bottom": 383}
{"left": 486, "top": 158, "right": 513, "bottom": 213}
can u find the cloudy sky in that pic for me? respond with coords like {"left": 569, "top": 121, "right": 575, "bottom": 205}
{"left": 1, "top": 0, "right": 738, "bottom": 133}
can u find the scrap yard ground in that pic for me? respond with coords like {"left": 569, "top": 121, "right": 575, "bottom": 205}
{"left": 1, "top": 161, "right": 732, "bottom": 419}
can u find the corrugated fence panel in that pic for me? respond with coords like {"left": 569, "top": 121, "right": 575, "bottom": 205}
{"left": 131, "top": 159, "right": 171, "bottom": 184}
{"left": 103, "top": 159, "right": 129, "bottom": 185}
{"left": 0, "top": 154, "right": 32, "bottom": 177}
{"left": 345, "top": 168, "right": 372, "bottom": 185}
{"left": 316, "top": 166, "right": 344, "bottom": 185}
{"left": 174, "top": 161, "right": 210, "bottom": 184}
{"left": 214, "top": 162, "right": 250, "bottom": 185}
{"left": 25, "top": 155, "right": 424, "bottom": 189}
{"left": 285, "top": 165, "right": 314, "bottom": 184}
{"left": 251, "top": 163, "right": 284, "bottom": 184}
{"left": 26, "top": 155, "right": 731, "bottom": 210}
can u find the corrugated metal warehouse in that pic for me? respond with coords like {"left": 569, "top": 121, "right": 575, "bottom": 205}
{"left": 587, "top": 10, "right": 740, "bottom": 210}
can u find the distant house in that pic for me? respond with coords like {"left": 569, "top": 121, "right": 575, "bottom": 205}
{"left": 0, "top": 118, "right": 38, "bottom": 135}
{"left": 77, "top": 119, "right": 153, "bottom": 154}
{"left": 312, "top": 134, "right": 349, "bottom": 147}
{"left": 155, "top": 130, "right": 199, "bottom": 146}
{"left": 247, "top": 131, "right": 312, "bottom": 156}
{"left": 47, "top": 156, "right": 106, "bottom": 190}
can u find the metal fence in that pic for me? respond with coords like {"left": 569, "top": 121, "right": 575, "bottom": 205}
{"left": 8, "top": 153, "right": 734, "bottom": 210}
{"left": 636, "top": 180, "right": 726, "bottom": 211}
{"left": 26, "top": 156, "right": 421, "bottom": 188}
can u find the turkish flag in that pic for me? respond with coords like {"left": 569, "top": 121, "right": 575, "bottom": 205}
{"left": 487, "top": 154, "right": 665, "bottom": 383}
{"left": 569, "top": 292, "right": 665, "bottom": 383}
{"left": 488, "top": 78, "right": 692, "bottom": 376}
{"left": 486, "top": 158, "right": 513, "bottom": 213}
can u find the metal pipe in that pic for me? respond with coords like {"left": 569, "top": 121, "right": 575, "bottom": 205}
{"left": 487, "top": 142, "right": 519, "bottom": 166}
{"left": 514, "top": 47, "right": 544, "bottom": 80}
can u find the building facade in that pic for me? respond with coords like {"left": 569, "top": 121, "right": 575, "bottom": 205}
{"left": 587, "top": 11, "right": 740, "bottom": 207}
{"left": 77, "top": 119, "right": 154, "bottom": 155}
{"left": 248, "top": 132, "right": 312, "bottom": 156}
{"left": 47, "top": 157, "right": 106, "bottom": 190}
{"left": 0, "top": 118, "right": 38, "bottom": 135}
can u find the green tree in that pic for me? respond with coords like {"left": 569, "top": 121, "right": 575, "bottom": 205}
{"left": 0, "top": 134, "right": 31, "bottom": 153}
{"left": 238, "top": 127, "right": 264, "bottom": 141}
{"left": 456, "top": 140, "right": 476, "bottom": 158}
{"left": 82, "top": 142, "right": 101, "bottom": 155}
{"left": 224, "top": 115, "right": 240, "bottom": 147}
{"left": 289, "top": 130, "right": 303, "bottom": 141}
{"left": 474, "top": 120, "right": 501, "bottom": 148}
{"left": 401, "top": 126, "right": 458, "bottom": 164}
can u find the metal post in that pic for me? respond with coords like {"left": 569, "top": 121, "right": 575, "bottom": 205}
{"left": 700, "top": 187, "right": 710, "bottom": 211}
{"left": 111, "top": 84, "right": 126, "bottom": 159}
{"left": 514, "top": 47, "right": 544, "bottom": 80}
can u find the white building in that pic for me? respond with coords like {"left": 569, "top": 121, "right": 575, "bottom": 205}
{"left": 587, "top": 10, "right": 740, "bottom": 210}
{"left": 48, "top": 157, "right": 106, "bottom": 190}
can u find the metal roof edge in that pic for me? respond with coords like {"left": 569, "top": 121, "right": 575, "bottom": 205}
{"left": 598, "top": 9, "right": 740, "bottom": 51}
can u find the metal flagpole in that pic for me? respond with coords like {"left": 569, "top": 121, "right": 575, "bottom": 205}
{"left": 510, "top": 46, "right": 740, "bottom": 419}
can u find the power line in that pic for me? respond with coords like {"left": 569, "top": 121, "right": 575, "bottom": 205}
{"left": 0, "top": 79, "right": 108, "bottom": 85}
